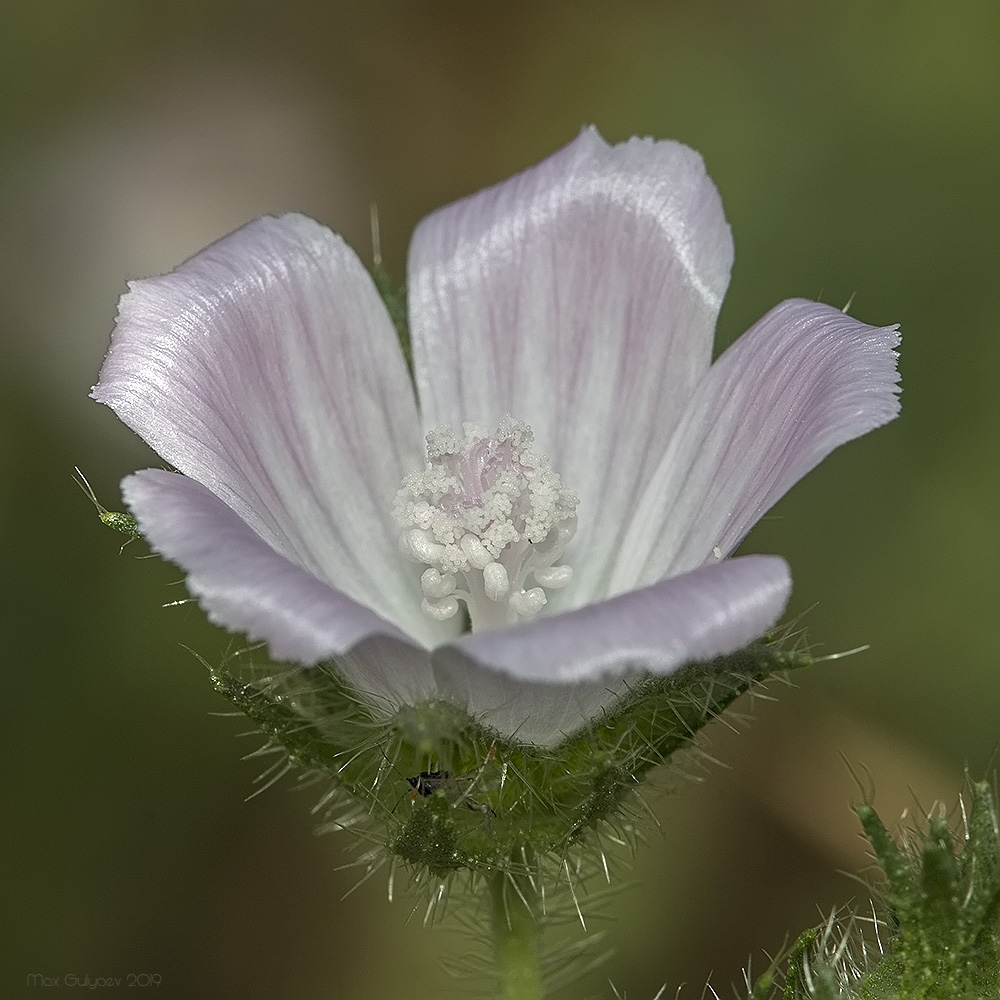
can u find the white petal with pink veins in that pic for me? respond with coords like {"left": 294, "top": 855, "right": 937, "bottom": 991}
{"left": 611, "top": 299, "right": 901, "bottom": 593}
{"left": 94, "top": 214, "right": 443, "bottom": 646}
{"left": 408, "top": 127, "right": 734, "bottom": 610}
{"left": 433, "top": 554, "right": 790, "bottom": 741}
{"left": 124, "top": 469, "right": 436, "bottom": 703}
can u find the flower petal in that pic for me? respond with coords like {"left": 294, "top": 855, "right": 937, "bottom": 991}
{"left": 432, "top": 555, "right": 790, "bottom": 743}
{"left": 408, "top": 127, "right": 734, "bottom": 608}
{"left": 611, "top": 299, "right": 901, "bottom": 593}
{"left": 93, "top": 213, "right": 440, "bottom": 645}
{"left": 123, "top": 469, "right": 436, "bottom": 703}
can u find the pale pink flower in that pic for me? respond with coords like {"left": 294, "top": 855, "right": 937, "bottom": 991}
{"left": 93, "top": 128, "right": 900, "bottom": 743}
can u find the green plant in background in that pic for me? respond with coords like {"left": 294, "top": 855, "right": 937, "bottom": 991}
{"left": 85, "top": 128, "right": 909, "bottom": 997}
{"left": 749, "top": 781, "right": 1000, "bottom": 1000}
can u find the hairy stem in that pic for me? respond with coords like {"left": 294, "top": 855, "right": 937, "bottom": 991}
{"left": 489, "top": 864, "right": 544, "bottom": 1000}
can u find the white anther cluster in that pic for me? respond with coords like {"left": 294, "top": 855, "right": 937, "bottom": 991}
{"left": 393, "top": 417, "right": 578, "bottom": 630}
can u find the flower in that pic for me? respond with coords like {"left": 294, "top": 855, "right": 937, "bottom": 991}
{"left": 92, "top": 127, "right": 900, "bottom": 744}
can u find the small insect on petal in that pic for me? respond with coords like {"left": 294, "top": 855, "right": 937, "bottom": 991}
{"left": 74, "top": 467, "right": 142, "bottom": 544}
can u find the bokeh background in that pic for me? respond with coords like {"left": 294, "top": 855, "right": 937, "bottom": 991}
{"left": 4, "top": 2, "right": 998, "bottom": 997}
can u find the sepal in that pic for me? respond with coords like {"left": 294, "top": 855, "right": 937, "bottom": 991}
{"left": 210, "top": 638, "right": 812, "bottom": 883}
{"left": 371, "top": 260, "right": 412, "bottom": 376}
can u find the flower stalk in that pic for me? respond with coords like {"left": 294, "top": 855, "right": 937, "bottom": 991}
{"left": 489, "top": 864, "right": 545, "bottom": 1000}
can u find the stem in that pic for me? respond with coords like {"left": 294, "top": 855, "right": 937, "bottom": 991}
{"left": 489, "top": 865, "right": 544, "bottom": 1000}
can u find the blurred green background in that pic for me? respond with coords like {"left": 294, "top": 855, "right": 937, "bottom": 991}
{"left": 3, "top": 2, "right": 998, "bottom": 997}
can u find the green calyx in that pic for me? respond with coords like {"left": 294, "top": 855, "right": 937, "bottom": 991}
{"left": 211, "top": 639, "right": 811, "bottom": 880}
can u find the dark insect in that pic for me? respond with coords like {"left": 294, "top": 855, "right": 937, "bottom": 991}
{"left": 401, "top": 745, "right": 498, "bottom": 816}
{"left": 406, "top": 769, "right": 452, "bottom": 798}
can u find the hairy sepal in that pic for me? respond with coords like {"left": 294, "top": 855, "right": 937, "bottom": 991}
{"left": 371, "top": 262, "right": 411, "bottom": 376}
{"left": 211, "top": 638, "right": 811, "bottom": 882}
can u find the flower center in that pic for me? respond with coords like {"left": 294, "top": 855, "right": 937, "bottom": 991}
{"left": 393, "top": 417, "right": 578, "bottom": 631}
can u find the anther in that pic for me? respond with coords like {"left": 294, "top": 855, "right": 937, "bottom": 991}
{"left": 509, "top": 588, "right": 547, "bottom": 618}
{"left": 534, "top": 517, "right": 577, "bottom": 556}
{"left": 533, "top": 565, "right": 573, "bottom": 589}
{"left": 483, "top": 562, "right": 510, "bottom": 602}
{"left": 421, "top": 596, "right": 460, "bottom": 621}
{"left": 400, "top": 528, "right": 446, "bottom": 565}
{"left": 460, "top": 533, "right": 492, "bottom": 570}
{"left": 421, "top": 568, "right": 456, "bottom": 599}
